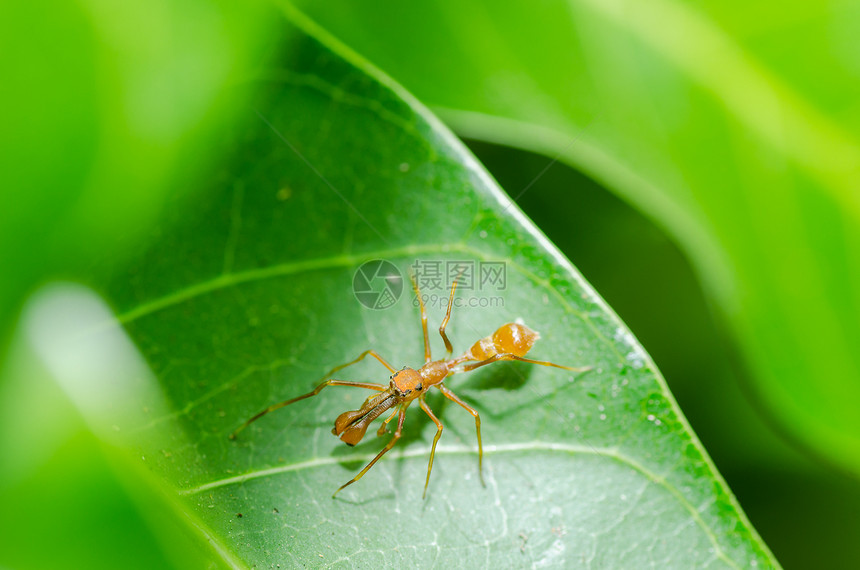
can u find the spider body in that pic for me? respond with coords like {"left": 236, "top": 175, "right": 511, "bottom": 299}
{"left": 231, "top": 274, "right": 588, "bottom": 498}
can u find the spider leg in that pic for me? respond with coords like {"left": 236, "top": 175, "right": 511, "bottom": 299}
{"left": 230, "top": 379, "right": 385, "bottom": 439}
{"left": 410, "top": 272, "right": 432, "bottom": 363}
{"left": 438, "top": 384, "right": 484, "bottom": 487}
{"left": 325, "top": 349, "right": 397, "bottom": 375}
{"left": 438, "top": 279, "right": 458, "bottom": 357}
{"left": 419, "top": 396, "right": 444, "bottom": 499}
{"left": 458, "top": 353, "right": 592, "bottom": 373}
{"left": 376, "top": 406, "right": 399, "bottom": 437}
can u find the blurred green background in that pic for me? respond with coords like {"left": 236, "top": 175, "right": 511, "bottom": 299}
{"left": 468, "top": 139, "right": 860, "bottom": 569}
{"left": 2, "top": 1, "right": 859, "bottom": 568}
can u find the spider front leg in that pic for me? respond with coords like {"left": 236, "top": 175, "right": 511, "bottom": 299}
{"left": 410, "top": 272, "right": 433, "bottom": 363}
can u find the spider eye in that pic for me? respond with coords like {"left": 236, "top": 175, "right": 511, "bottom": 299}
{"left": 416, "top": 383, "right": 423, "bottom": 391}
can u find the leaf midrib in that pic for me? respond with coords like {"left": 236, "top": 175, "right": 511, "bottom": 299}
{"left": 116, "top": 243, "right": 472, "bottom": 324}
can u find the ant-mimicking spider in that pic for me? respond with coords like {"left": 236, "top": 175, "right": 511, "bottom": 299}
{"left": 231, "top": 274, "right": 590, "bottom": 498}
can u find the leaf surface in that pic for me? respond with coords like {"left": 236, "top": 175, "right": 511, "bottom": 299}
{"left": 60, "top": 11, "right": 777, "bottom": 568}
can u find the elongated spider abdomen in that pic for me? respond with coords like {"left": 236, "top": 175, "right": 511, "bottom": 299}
{"left": 467, "top": 322, "right": 539, "bottom": 361}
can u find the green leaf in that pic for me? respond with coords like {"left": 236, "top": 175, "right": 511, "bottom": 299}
{"left": 0, "top": 0, "right": 276, "bottom": 338}
{"left": 293, "top": 0, "right": 860, "bottom": 476}
{"left": 35, "top": 10, "right": 776, "bottom": 567}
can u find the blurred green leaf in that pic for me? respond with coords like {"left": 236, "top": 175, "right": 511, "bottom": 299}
{"left": 0, "top": 1, "right": 278, "bottom": 567}
{"left": 31, "top": 11, "right": 777, "bottom": 567}
{"left": 0, "top": 338, "right": 182, "bottom": 570}
{"left": 0, "top": 0, "right": 276, "bottom": 338}
{"left": 293, "top": 0, "right": 860, "bottom": 476}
